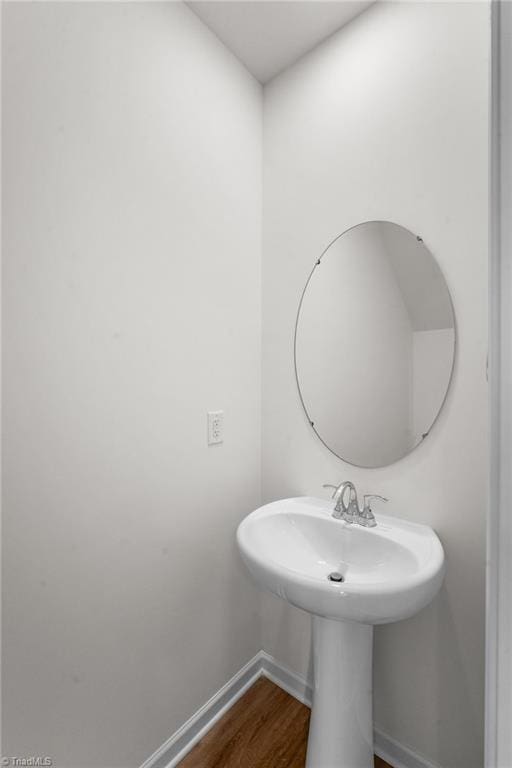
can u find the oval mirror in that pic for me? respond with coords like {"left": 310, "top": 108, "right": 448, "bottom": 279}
{"left": 294, "top": 221, "right": 455, "bottom": 468}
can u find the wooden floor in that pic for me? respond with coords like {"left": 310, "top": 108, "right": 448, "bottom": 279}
{"left": 179, "top": 678, "right": 392, "bottom": 768}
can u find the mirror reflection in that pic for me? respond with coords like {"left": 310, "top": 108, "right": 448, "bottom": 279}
{"left": 294, "top": 221, "right": 455, "bottom": 468}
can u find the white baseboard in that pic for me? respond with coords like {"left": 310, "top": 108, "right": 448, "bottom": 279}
{"left": 141, "top": 651, "right": 442, "bottom": 768}
{"left": 373, "top": 728, "right": 441, "bottom": 768}
{"left": 139, "top": 651, "right": 263, "bottom": 768}
{"left": 260, "top": 650, "right": 312, "bottom": 707}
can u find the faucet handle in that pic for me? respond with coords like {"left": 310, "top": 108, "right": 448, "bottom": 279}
{"left": 323, "top": 484, "right": 339, "bottom": 498}
{"left": 359, "top": 494, "right": 388, "bottom": 527}
{"left": 363, "top": 494, "right": 388, "bottom": 508}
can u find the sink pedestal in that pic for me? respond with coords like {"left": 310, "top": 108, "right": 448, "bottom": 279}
{"left": 306, "top": 616, "right": 373, "bottom": 768}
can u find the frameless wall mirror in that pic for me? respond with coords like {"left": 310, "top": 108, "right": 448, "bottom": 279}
{"left": 294, "top": 221, "right": 456, "bottom": 468}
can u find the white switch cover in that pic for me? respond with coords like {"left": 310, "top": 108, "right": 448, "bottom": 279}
{"left": 207, "top": 411, "right": 224, "bottom": 445}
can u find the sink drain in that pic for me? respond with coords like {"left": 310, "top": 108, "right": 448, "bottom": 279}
{"left": 327, "top": 572, "right": 344, "bottom": 583}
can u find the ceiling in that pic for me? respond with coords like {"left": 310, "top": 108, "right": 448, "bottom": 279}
{"left": 186, "top": 1, "right": 375, "bottom": 84}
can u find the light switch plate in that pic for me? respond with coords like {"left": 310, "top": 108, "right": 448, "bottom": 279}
{"left": 207, "top": 411, "right": 224, "bottom": 445}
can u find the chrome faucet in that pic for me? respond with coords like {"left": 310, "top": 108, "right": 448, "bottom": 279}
{"left": 322, "top": 481, "right": 359, "bottom": 522}
{"left": 359, "top": 494, "right": 388, "bottom": 527}
{"left": 323, "top": 482, "right": 388, "bottom": 527}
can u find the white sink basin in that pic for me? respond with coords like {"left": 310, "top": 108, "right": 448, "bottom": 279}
{"left": 237, "top": 496, "right": 445, "bottom": 625}
{"left": 237, "top": 496, "right": 445, "bottom": 768}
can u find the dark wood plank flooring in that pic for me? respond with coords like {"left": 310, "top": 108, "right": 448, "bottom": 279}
{"left": 179, "top": 677, "right": 392, "bottom": 768}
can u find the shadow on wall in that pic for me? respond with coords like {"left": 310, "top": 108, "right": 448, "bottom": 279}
{"left": 374, "top": 583, "right": 482, "bottom": 763}
{"left": 435, "top": 586, "right": 482, "bottom": 763}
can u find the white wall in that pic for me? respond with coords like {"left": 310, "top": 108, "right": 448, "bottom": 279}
{"left": 1, "top": 3, "right": 262, "bottom": 766}
{"left": 2, "top": 2, "right": 490, "bottom": 766}
{"left": 262, "top": 3, "right": 489, "bottom": 767}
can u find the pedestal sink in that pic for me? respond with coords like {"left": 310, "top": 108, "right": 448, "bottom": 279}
{"left": 236, "top": 496, "right": 445, "bottom": 768}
